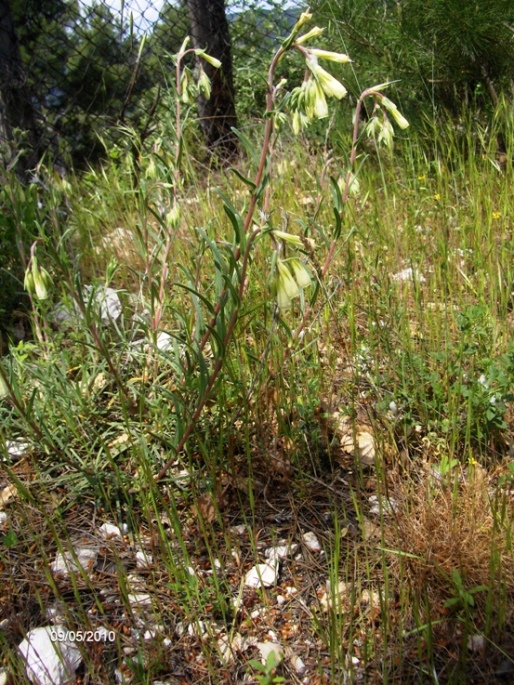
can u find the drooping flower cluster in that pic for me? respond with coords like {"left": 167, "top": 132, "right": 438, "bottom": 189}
{"left": 286, "top": 14, "right": 351, "bottom": 135}
{"left": 177, "top": 38, "right": 222, "bottom": 105}
{"left": 364, "top": 92, "right": 409, "bottom": 147}
{"left": 285, "top": 13, "right": 409, "bottom": 143}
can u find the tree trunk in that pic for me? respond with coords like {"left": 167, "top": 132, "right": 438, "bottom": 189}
{"left": 186, "top": 0, "right": 238, "bottom": 160}
{"left": 0, "top": 0, "right": 40, "bottom": 179}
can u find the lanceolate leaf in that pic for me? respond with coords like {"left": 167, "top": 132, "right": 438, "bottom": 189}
{"left": 332, "top": 207, "right": 342, "bottom": 240}
{"left": 228, "top": 167, "right": 256, "bottom": 190}
{"left": 214, "top": 190, "right": 246, "bottom": 249}
{"left": 329, "top": 175, "right": 343, "bottom": 212}
{"left": 174, "top": 281, "right": 216, "bottom": 315}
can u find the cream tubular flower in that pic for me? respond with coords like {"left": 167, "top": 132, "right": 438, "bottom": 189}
{"left": 313, "top": 81, "right": 329, "bottom": 119}
{"left": 194, "top": 49, "right": 222, "bottom": 69}
{"left": 277, "top": 259, "right": 300, "bottom": 300}
{"left": 310, "top": 48, "right": 351, "bottom": 64}
{"left": 292, "top": 110, "right": 309, "bottom": 135}
{"left": 306, "top": 56, "right": 347, "bottom": 100}
{"left": 389, "top": 108, "right": 409, "bottom": 129}
{"left": 276, "top": 282, "right": 292, "bottom": 311}
{"left": 380, "top": 96, "right": 409, "bottom": 129}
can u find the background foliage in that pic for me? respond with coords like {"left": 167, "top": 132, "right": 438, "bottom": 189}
{"left": 2, "top": 0, "right": 514, "bottom": 337}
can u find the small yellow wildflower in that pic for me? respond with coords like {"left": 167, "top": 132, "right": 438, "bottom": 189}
{"left": 417, "top": 174, "right": 426, "bottom": 181}
{"left": 492, "top": 211, "right": 501, "bottom": 220}
{"left": 434, "top": 193, "right": 441, "bottom": 201}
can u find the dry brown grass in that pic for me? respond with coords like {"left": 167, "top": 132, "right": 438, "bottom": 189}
{"left": 382, "top": 459, "right": 514, "bottom": 680}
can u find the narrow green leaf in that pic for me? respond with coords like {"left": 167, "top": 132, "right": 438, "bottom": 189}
{"left": 223, "top": 203, "right": 245, "bottom": 249}
{"left": 174, "top": 281, "right": 216, "bottom": 315}
{"left": 228, "top": 167, "right": 256, "bottom": 190}
{"left": 329, "top": 176, "right": 343, "bottom": 212}
{"left": 332, "top": 207, "right": 342, "bottom": 240}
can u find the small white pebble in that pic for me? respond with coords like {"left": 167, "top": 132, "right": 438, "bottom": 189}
{"left": 5, "top": 439, "right": 30, "bottom": 460}
{"left": 302, "top": 531, "right": 321, "bottom": 553}
{"left": 467, "top": 634, "right": 485, "bottom": 652}
{"left": 244, "top": 561, "right": 279, "bottom": 588}
{"left": 135, "top": 550, "right": 153, "bottom": 569}
{"left": 290, "top": 653, "right": 306, "bottom": 675}
{"left": 230, "top": 524, "right": 246, "bottom": 535}
{"left": 99, "top": 523, "right": 123, "bottom": 539}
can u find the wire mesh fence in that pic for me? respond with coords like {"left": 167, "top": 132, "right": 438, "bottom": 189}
{"left": 4, "top": 0, "right": 305, "bottom": 169}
